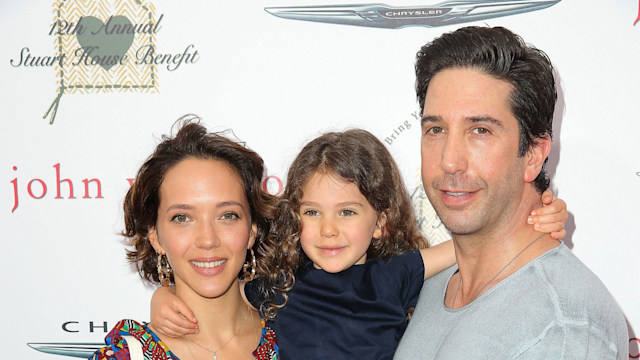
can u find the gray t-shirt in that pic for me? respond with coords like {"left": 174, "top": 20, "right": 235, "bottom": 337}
{"left": 394, "top": 243, "right": 628, "bottom": 359}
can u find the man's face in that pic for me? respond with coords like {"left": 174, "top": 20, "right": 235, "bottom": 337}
{"left": 420, "top": 67, "right": 528, "bottom": 236}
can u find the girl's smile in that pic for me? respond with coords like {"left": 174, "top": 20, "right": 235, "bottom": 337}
{"left": 298, "top": 172, "right": 385, "bottom": 273}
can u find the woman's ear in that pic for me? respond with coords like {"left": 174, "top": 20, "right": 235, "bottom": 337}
{"left": 248, "top": 223, "right": 257, "bottom": 249}
{"left": 148, "top": 226, "right": 164, "bottom": 254}
{"left": 373, "top": 212, "right": 388, "bottom": 239}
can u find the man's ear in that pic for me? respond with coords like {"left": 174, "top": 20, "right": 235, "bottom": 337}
{"left": 524, "top": 135, "right": 552, "bottom": 183}
{"left": 248, "top": 223, "right": 257, "bottom": 249}
{"left": 148, "top": 226, "right": 164, "bottom": 254}
{"left": 373, "top": 212, "right": 388, "bottom": 240}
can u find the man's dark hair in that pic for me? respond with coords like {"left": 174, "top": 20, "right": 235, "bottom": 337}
{"left": 415, "top": 26, "right": 556, "bottom": 192}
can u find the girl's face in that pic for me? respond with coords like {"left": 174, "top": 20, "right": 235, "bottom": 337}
{"left": 149, "top": 157, "right": 256, "bottom": 299}
{"left": 298, "top": 172, "right": 384, "bottom": 273}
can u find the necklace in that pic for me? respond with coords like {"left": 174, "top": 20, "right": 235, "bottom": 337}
{"left": 451, "top": 232, "right": 547, "bottom": 308}
{"left": 181, "top": 306, "right": 258, "bottom": 360}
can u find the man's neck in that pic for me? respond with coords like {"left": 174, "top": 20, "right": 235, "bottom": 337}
{"left": 446, "top": 191, "right": 560, "bottom": 308}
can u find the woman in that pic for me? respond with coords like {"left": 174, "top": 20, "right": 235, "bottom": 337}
{"left": 90, "top": 116, "right": 280, "bottom": 360}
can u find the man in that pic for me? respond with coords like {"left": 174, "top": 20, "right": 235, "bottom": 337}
{"left": 394, "top": 27, "right": 628, "bottom": 359}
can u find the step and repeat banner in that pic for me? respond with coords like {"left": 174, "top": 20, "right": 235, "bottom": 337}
{"left": 1, "top": 0, "right": 639, "bottom": 358}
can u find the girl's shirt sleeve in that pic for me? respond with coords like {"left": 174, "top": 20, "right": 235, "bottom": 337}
{"left": 385, "top": 250, "right": 425, "bottom": 309}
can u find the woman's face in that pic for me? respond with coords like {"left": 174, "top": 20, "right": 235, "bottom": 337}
{"left": 149, "top": 157, "right": 256, "bottom": 299}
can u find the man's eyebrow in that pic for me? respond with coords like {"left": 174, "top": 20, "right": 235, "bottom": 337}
{"left": 467, "top": 115, "right": 504, "bottom": 129}
{"left": 421, "top": 115, "right": 441, "bottom": 125}
{"left": 421, "top": 115, "right": 505, "bottom": 128}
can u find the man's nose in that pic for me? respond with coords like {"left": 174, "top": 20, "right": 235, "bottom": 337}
{"left": 441, "top": 134, "right": 468, "bottom": 175}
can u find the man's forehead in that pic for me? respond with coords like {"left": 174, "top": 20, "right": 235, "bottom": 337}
{"left": 422, "top": 68, "right": 515, "bottom": 124}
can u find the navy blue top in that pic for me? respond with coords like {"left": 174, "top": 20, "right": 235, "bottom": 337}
{"left": 246, "top": 250, "right": 424, "bottom": 360}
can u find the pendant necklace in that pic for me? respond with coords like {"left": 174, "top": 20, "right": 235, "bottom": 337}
{"left": 182, "top": 305, "right": 258, "bottom": 360}
{"left": 451, "top": 232, "right": 547, "bottom": 308}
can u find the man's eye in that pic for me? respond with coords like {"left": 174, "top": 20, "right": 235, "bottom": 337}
{"left": 339, "top": 209, "right": 356, "bottom": 216}
{"left": 171, "top": 214, "right": 190, "bottom": 223}
{"left": 425, "top": 126, "right": 444, "bottom": 135}
{"left": 220, "top": 212, "right": 239, "bottom": 220}
{"left": 473, "top": 127, "right": 490, "bottom": 135}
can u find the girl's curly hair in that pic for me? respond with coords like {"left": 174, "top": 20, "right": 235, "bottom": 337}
{"left": 258, "top": 129, "right": 425, "bottom": 318}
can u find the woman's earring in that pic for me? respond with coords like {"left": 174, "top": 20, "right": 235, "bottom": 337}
{"left": 242, "top": 249, "right": 257, "bottom": 281}
{"left": 157, "top": 253, "right": 172, "bottom": 287}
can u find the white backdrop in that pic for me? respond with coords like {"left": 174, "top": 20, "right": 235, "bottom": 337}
{"left": 1, "top": 0, "right": 638, "bottom": 358}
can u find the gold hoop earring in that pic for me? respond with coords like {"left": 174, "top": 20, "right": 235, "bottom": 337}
{"left": 241, "top": 249, "right": 257, "bottom": 281}
{"left": 157, "top": 253, "right": 172, "bottom": 287}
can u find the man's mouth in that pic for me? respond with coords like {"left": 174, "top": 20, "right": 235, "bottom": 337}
{"left": 444, "top": 191, "right": 469, "bottom": 196}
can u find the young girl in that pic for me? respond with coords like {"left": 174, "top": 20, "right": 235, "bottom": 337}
{"left": 151, "top": 129, "right": 567, "bottom": 359}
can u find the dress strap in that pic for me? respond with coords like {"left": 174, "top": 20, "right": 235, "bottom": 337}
{"left": 122, "top": 335, "right": 144, "bottom": 360}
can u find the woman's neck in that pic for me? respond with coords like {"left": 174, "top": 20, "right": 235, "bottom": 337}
{"left": 175, "top": 279, "right": 249, "bottom": 337}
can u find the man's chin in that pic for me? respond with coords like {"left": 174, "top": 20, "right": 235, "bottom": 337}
{"left": 436, "top": 212, "right": 484, "bottom": 236}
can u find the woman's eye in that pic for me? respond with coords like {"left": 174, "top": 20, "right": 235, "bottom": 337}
{"left": 340, "top": 209, "right": 356, "bottom": 216}
{"left": 220, "top": 212, "right": 239, "bottom": 220}
{"left": 303, "top": 209, "right": 319, "bottom": 216}
{"left": 171, "top": 214, "right": 190, "bottom": 223}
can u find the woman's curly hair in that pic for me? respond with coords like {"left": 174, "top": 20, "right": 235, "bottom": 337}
{"left": 123, "top": 115, "right": 283, "bottom": 311}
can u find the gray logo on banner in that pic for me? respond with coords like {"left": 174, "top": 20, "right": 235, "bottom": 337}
{"left": 265, "top": 0, "right": 560, "bottom": 28}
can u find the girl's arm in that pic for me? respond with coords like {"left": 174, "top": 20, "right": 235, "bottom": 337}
{"left": 528, "top": 190, "right": 568, "bottom": 240}
{"left": 149, "top": 282, "right": 257, "bottom": 337}
{"left": 149, "top": 286, "right": 198, "bottom": 337}
{"left": 419, "top": 240, "right": 456, "bottom": 279}
{"left": 419, "top": 189, "right": 568, "bottom": 280}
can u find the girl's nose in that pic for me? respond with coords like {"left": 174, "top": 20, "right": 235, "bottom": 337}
{"left": 320, "top": 218, "right": 338, "bottom": 238}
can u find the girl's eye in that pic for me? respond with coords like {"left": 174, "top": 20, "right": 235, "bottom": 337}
{"left": 171, "top": 214, "right": 190, "bottom": 223}
{"left": 220, "top": 212, "right": 240, "bottom": 221}
{"left": 303, "top": 209, "right": 319, "bottom": 216}
{"left": 340, "top": 209, "right": 356, "bottom": 216}
{"left": 472, "top": 127, "right": 490, "bottom": 135}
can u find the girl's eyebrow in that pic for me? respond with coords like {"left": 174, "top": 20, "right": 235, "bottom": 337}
{"left": 299, "top": 201, "right": 318, "bottom": 207}
{"left": 336, "top": 201, "right": 365, "bottom": 207}
{"left": 299, "top": 201, "right": 365, "bottom": 207}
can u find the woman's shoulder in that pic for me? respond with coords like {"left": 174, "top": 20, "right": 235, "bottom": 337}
{"left": 89, "top": 319, "right": 175, "bottom": 360}
{"left": 253, "top": 318, "right": 280, "bottom": 360}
